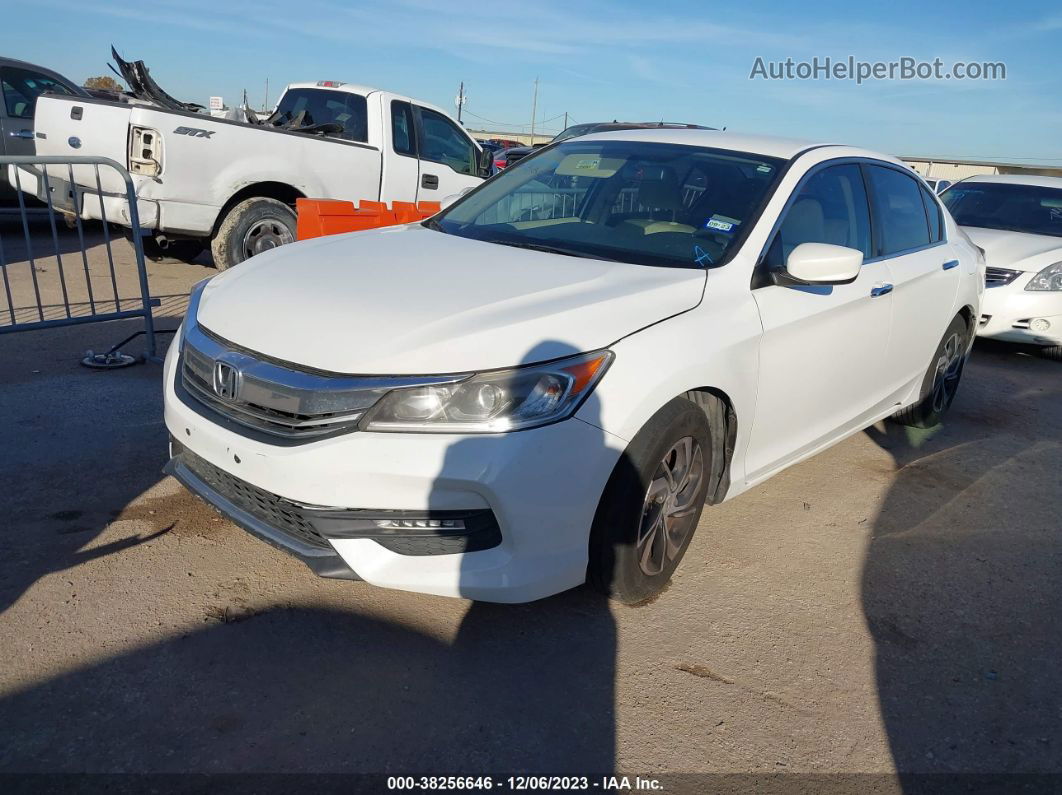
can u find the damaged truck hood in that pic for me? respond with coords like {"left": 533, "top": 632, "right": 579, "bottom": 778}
{"left": 195, "top": 224, "right": 707, "bottom": 374}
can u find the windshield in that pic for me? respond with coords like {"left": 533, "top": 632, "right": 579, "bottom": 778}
{"left": 941, "top": 181, "right": 1062, "bottom": 238}
{"left": 433, "top": 141, "right": 784, "bottom": 268}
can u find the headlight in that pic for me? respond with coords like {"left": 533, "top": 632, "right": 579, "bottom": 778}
{"left": 361, "top": 350, "right": 613, "bottom": 433}
{"left": 1026, "top": 261, "right": 1062, "bottom": 291}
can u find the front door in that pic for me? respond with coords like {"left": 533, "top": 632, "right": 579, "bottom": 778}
{"left": 413, "top": 105, "right": 482, "bottom": 201}
{"left": 746, "top": 162, "right": 895, "bottom": 481}
{"left": 379, "top": 98, "right": 419, "bottom": 204}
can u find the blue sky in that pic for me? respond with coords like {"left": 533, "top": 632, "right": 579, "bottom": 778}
{"left": 5, "top": 0, "right": 1061, "bottom": 162}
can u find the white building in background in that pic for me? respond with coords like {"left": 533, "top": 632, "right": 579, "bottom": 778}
{"left": 904, "top": 156, "right": 1062, "bottom": 181}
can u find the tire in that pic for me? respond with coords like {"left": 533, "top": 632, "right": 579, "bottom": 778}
{"left": 142, "top": 237, "right": 205, "bottom": 263}
{"left": 1040, "top": 346, "right": 1062, "bottom": 362}
{"left": 210, "top": 197, "right": 297, "bottom": 270}
{"left": 588, "top": 398, "right": 713, "bottom": 605}
{"left": 890, "top": 314, "right": 969, "bottom": 428}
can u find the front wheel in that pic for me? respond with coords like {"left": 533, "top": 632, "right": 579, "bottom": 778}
{"left": 890, "top": 314, "right": 969, "bottom": 428}
{"left": 588, "top": 398, "right": 712, "bottom": 604}
{"left": 210, "top": 197, "right": 297, "bottom": 270}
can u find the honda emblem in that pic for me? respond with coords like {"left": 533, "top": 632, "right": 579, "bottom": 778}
{"left": 212, "top": 361, "right": 240, "bottom": 401}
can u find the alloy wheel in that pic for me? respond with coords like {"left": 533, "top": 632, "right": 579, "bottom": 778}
{"left": 636, "top": 436, "right": 705, "bottom": 576}
{"left": 931, "top": 332, "right": 964, "bottom": 414}
{"left": 243, "top": 219, "right": 294, "bottom": 259}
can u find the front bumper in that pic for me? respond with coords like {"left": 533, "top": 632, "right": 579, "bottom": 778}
{"left": 978, "top": 272, "right": 1062, "bottom": 347}
{"left": 162, "top": 339, "right": 625, "bottom": 602}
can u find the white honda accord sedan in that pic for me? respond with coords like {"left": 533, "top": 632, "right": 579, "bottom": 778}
{"left": 163, "top": 130, "right": 982, "bottom": 604}
{"left": 940, "top": 174, "right": 1062, "bottom": 360}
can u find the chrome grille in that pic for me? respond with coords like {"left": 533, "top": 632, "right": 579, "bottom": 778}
{"left": 985, "top": 267, "right": 1023, "bottom": 288}
{"left": 178, "top": 324, "right": 464, "bottom": 442}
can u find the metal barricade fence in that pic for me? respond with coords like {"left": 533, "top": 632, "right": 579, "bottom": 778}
{"left": 0, "top": 155, "right": 157, "bottom": 363}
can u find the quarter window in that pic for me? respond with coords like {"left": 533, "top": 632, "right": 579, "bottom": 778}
{"left": 391, "top": 100, "right": 416, "bottom": 156}
{"left": 766, "top": 163, "right": 872, "bottom": 269}
{"left": 920, "top": 184, "right": 944, "bottom": 243}
{"left": 417, "top": 107, "right": 475, "bottom": 175}
{"left": 865, "top": 165, "right": 931, "bottom": 256}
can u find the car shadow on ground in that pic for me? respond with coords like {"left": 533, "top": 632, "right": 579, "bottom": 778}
{"left": 862, "top": 340, "right": 1062, "bottom": 784}
{"left": 0, "top": 334, "right": 619, "bottom": 776}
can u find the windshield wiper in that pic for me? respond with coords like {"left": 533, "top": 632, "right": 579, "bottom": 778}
{"left": 423, "top": 217, "right": 446, "bottom": 233}
{"left": 486, "top": 239, "right": 617, "bottom": 261}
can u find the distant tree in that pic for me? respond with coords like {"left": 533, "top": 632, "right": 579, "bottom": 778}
{"left": 83, "top": 75, "right": 123, "bottom": 92}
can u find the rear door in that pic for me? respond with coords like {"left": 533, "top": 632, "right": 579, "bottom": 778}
{"left": 412, "top": 105, "right": 482, "bottom": 199}
{"left": 746, "top": 162, "right": 895, "bottom": 481}
{"left": 862, "top": 163, "right": 960, "bottom": 394}
{"left": 0, "top": 64, "right": 79, "bottom": 156}
{"left": 379, "top": 98, "right": 419, "bottom": 204}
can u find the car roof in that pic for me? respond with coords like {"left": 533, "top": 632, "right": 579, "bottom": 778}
{"left": 573, "top": 128, "right": 836, "bottom": 160}
{"left": 952, "top": 173, "right": 1062, "bottom": 190}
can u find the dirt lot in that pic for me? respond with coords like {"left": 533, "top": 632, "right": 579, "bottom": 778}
{"left": 0, "top": 224, "right": 1060, "bottom": 787}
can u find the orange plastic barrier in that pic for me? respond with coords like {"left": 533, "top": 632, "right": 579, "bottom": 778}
{"left": 296, "top": 198, "right": 442, "bottom": 241}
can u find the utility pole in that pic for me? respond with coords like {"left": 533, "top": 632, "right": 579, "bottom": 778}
{"left": 264, "top": 78, "right": 269, "bottom": 112}
{"left": 456, "top": 81, "right": 465, "bottom": 124}
{"left": 563, "top": 111, "right": 568, "bottom": 131}
{"left": 530, "top": 77, "right": 539, "bottom": 143}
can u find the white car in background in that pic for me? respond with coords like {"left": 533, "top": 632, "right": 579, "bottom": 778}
{"left": 941, "top": 175, "right": 1062, "bottom": 360}
{"left": 164, "top": 130, "right": 982, "bottom": 604}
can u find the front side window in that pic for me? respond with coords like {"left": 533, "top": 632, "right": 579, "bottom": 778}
{"left": 391, "top": 100, "right": 416, "bottom": 156}
{"left": 865, "top": 165, "right": 931, "bottom": 255}
{"left": 434, "top": 141, "right": 783, "bottom": 268}
{"left": 766, "top": 163, "right": 872, "bottom": 269}
{"left": 417, "top": 107, "right": 476, "bottom": 175}
{"left": 271, "top": 88, "right": 368, "bottom": 142}
{"left": 941, "top": 181, "right": 1062, "bottom": 238}
{"left": 1, "top": 67, "right": 76, "bottom": 119}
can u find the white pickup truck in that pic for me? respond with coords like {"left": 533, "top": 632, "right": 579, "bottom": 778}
{"left": 21, "top": 74, "right": 490, "bottom": 268}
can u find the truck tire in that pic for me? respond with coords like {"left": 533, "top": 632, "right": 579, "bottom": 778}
{"left": 1041, "top": 346, "right": 1062, "bottom": 362}
{"left": 210, "top": 197, "right": 297, "bottom": 270}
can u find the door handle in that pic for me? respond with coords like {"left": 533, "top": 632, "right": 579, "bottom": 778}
{"left": 942, "top": 259, "right": 959, "bottom": 270}
{"left": 870, "top": 283, "right": 894, "bottom": 298}
{"left": 421, "top": 174, "right": 439, "bottom": 190}
{"left": 8, "top": 129, "right": 35, "bottom": 139}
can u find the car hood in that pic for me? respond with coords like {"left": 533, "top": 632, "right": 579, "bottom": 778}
{"left": 961, "top": 226, "right": 1062, "bottom": 272}
{"left": 196, "top": 224, "right": 706, "bottom": 374}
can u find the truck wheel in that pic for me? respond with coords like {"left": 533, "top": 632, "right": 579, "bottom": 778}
{"left": 210, "top": 197, "right": 296, "bottom": 270}
{"left": 587, "top": 398, "right": 712, "bottom": 605}
{"left": 1041, "top": 346, "right": 1062, "bottom": 362}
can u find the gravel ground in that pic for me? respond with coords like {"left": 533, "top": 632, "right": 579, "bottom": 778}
{"left": 0, "top": 225, "right": 1059, "bottom": 787}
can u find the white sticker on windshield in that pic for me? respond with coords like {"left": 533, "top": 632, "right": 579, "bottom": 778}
{"left": 706, "top": 214, "right": 740, "bottom": 233}
{"left": 575, "top": 158, "right": 601, "bottom": 170}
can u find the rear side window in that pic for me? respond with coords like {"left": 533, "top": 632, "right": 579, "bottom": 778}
{"left": 416, "top": 107, "right": 476, "bottom": 175}
{"left": 1, "top": 67, "right": 76, "bottom": 119}
{"left": 865, "top": 165, "right": 931, "bottom": 256}
{"left": 920, "top": 184, "right": 944, "bottom": 242}
{"left": 391, "top": 100, "right": 416, "bottom": 156}
{"left": 766, "top": 163, "right": 872, "bottom": 269}
{"left": 271, "top": 88, "right": 368, "bottom": 142}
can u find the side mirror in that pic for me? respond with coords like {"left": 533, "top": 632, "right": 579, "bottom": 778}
{"left": 778, "top": 242, "right": 863, "bottom": 286}
{"left": 477, "top": 147, "right": 494, "bottom": 178}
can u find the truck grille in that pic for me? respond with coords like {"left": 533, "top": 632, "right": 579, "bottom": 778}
{"left": 985, "top": 267, "right": 1023, "bottom": 288}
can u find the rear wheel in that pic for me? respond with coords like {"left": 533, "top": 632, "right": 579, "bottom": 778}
{"left": 890, "top": 314, "right": 969, "bottom": 428}
{"left": 1040, "top": 346, "right": 1062, "bottom": 362}
{"left": 588, "top": 398, "right": 712, "bottom": 604}
{"left": 210, "top": 197, "right": 297, "bottom": 270}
